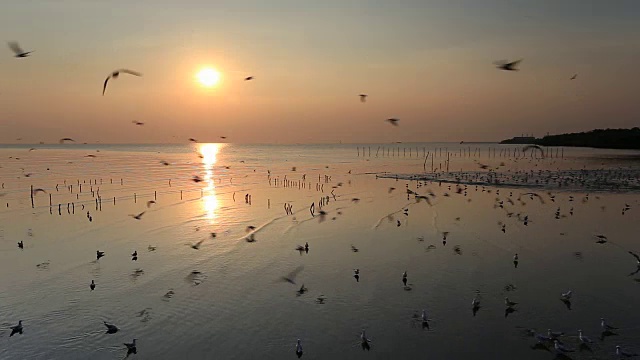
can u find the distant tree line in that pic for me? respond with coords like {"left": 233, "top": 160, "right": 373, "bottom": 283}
{"left": 534, "top": 127, "right": 640, "bottom": 150}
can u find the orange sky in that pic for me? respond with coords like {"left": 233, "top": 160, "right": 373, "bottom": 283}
{"left": 1, "top": 0, "right": 639, "bottom": 144}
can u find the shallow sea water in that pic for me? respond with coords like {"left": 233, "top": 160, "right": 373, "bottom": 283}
{"left": 0, "top": 143, "right": 639, "bottom": 359}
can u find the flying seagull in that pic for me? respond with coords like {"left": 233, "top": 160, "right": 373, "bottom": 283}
{"left": 129, "top": 211, "right": 145, "bottom": 220}
{"left": 279, "top": 265, "right": 304, "bottom": 285}
{"left": 189, "top": 239, "right": 204, "bottom": 250}
{"left": 8, "top": 42, "right": 33, "bottom": 57}
{"left": 132, "top": 121, "right": 144, "bottom": 126}
{"left": 245, "top": 76, "right": 254, "bottom": 81}
{"left": 9, "top": 320, "right": 23, "bottom": 336}
{"left": 628, "top": 251, "right": 640, "bottom": 265}
{"left": 359, "top": 94, "right": 368, "bottom": 102}
{"left": 495, "top": 59, "right": 522, "bottom": 71}
{"left": 386, "top": 118, "right": 399, "bottom": 126}
{"left": 570, "top": 74, "right": 577, "bottom": 80}
{"left": 103, "top": 69, "right": 142, "bottom": 95}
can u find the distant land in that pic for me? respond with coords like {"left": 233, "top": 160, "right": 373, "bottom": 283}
{"left": 500, "top": 128, "right": 640, "bottom": 150}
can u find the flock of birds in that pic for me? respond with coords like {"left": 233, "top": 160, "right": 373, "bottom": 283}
{"left": 3, "top": 39, "right": 637, "bottom": 360}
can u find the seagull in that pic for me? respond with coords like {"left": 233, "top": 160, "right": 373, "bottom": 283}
{"left": 495, "top": 59, "right": 522, "bottom": 71}
{"left": 103, "top": 69, "right": 142, "bottom": 95}
{"left": 147, "top": 245, "right": 157, "bottom": 252}
{"left": 9, "top": 320, "right": 23, "bottom": 336}
{"left": 129, "top": 211, "right": 145, "bottom": 220}
{"left": 96, "top": 250, "right": 105, "bottom": 260}
{"left": 189, "top": 239, "right": 204, "bottom": 250}
{"left": 402, "top": 271, "right": 408, "bottom": 286}
{"left": 8, "top": 42, "right": 33, "bottom": 57}
{"left": 59, "top": 138, "right": 75, "bottom": 144}
{"left": 505, "top": 297, "right": 518, "bottom": 307}
{"left": 245, "top": 76, "right": 254, "bottom": 81}
{"left": 359, "top": 94, "right": 367, "bottom": 102}
{"left": 279, "top": 266, "right": 304, "bottom": 285}
{"left": 160, "top": 161, "right": 170, "bottom": 166}
{"left": 595, "top": 234, "right": 608, "bottom": 244}
{"left": 18, "top": 241, "right": 24, "bottom": 249}
{"left": 629, "top": 251, "right": 640, "bottom": 265}
{"left": 570, "top": 74, "right": 577, "bottom": 80}
{"left": 554, "top": 340, "right": 574, "bottom": 354}
{"left": 124, "top": 339, "right": 137, "bottom": 357}
{"left": 295, "top": 339, "right": 303, "bottom": 358}
{"left": 103, "top": 321, "right": 119, "bottom": 334}
{"left": 354, "top": 268, "right": 360, "bottom": 282}
{"left": 578, "top": 330, "right": 593, "bottom": 344}
{"left": 385, "top": 118, "right": 399, "bottom": 126}
{"left": 360, "top": 329, "right": 371, "bottom": 350}
{"left": 131, "top": 251, "right": 138, "bottom": 261}
{"left": 548, "top": 329, "right": 564, "bottom": 339}
{"left": 601, "top": 318, "right": 618, "bottom": 331}
{"left": 616, "top": 345, "right": 638, "bottom": 358}
{"left": 296, "top": 284, "right": 308, "bottom": 296}
{"left": 90, "top": 280, "right": 96, "bottom": 291}
{"left": 561, "top": 291, "right": 572, "bottom": 300}
{"left": 131, "top": 121, "right": 144, "bottom": 126}
{"left": 189, "top": 138, "right": 198, "bottom": 143}
{"left": 351, "top": 245, "right": 359, "bottom": 253}
{"left": 192, "top": 175, "right": 204, "bottom": 183}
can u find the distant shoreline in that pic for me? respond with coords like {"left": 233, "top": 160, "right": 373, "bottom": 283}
{"left": 500, "top": 128, "right": 640, "bottom": 150}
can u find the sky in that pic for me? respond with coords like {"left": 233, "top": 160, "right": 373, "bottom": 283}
{"left": 1, "top": 0, "right": 639, "bottom": 144}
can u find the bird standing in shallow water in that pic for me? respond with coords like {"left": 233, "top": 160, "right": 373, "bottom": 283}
{"left": 18, "top": 241, "right": 24, "bottom": 249}
{"left": 9, "top": 320, "right": 23, "bottom": 336}
{"left": 295, "top": 339, "right": 303, "bottom": 358}
{"left": 90, "top": 280, "right": 95, "bottom": 291}
{"left": 354, "top": 269, "right": 360, "bottom": 282}
{"left": 131, "top": 251, "right": 138, "bottom": 261}
{"left": 402, "top": 271, "right": 408, "bottom": 286}
{"left": 124, "top": 339, "right": 137, "bottom": 357}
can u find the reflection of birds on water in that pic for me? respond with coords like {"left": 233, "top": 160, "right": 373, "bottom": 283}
{"left": 279, "top": 266, "right": 304, "bottom": 285}
{"left": 124, "top": 339, "right": 137, "bottom": 357}
{"left": 385, "top": 118, "right": 399, "bottom": 126}
{"left": 9, "top": 320, "right": 23, "bottom": 336}
{"left": 8, "top": 42, "right": 33, "bottom": 57}
{"left": 103, "top": 69, "right": 142, "bottom": 95}
{"left": 495, "top": 59, "right": 522, "bottom": 71}
{"left": 359, "top": 94, "right": 367, "bottom": 102}
{"left": 103, "top": 321, "right": 118, "bottom": 334}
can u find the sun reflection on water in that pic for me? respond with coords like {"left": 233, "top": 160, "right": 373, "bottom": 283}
{"left": 199, "top": 143, "right": 223, "bottom": 221}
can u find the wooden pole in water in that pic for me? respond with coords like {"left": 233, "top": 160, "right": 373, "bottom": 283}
{"left": 134, "top": 193, "right": 136, "bottom": 203}
{"left": 154, "top": 191, "right": 157, "bottom": 200}
{"left": 181, "top": 191, "right": 183, "bottom": 200}
{"left": 30, "top": 185, "right": 34, "bottom": 208}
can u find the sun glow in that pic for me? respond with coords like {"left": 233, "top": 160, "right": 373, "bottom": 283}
{"left": 196, "top": 68, "right": 221, "bottom": 88}
{"left": 199, "top": 143, "right": 222, "bottom": 221}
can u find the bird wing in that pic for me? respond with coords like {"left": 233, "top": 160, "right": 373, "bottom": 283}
{"left": 195, "top": 239, "right": 204, "bottom": 247}
{"left": 286, "top": 265, "right": 304, "bottom": 280}
{"left": 103, "top": 76, "right": 110, "bottom": 95}
{"left": 8, "top": 41, "right": 23, "bottom": 54}
{"left": 137, "top": 211, "right": 146, "bottom": 218}
{"left": 629, "top": 251, "right": 640, "bottom": 262}
{"left": 507, "top": 59, "right": 522, "bottom": 67}
{"left": 118, "top": 69, "right": 142, "bottom": 76}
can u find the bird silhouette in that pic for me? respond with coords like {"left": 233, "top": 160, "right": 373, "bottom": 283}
{"left": 96, "top": 250, "right": 105, "bottom": 260}
{"left": 245, "top": 76, "right": 254, "bottom": 81}
{"left": 359, "top": 94, "right": 368, "bottom": 102}
{"left": 124, "top": 338, "right": 137, "bottom": 357}
{"left": 386, "top": 118, "right": 399, "bottom": 126}
{"left": 189, "top": 239, "right": 205, "bottom": 250}
{"left": 59, "top": 138, "right": 75, "bottom": 144}
{"left": 103, "top": 69, "right": 142, "bottom": 95}
{"left": 103, "top": 321, "right": 118, "bottom": 334}
{"left": 129, "top": 212, "right": 145, "bottom": 220}
{"left": 8, "top": 42, "right": 33, "bottom": 57}
{"left": 278, "top": 265, "right": 304, "bottom": 285}
{"left": 131, "top": 121, "right": 144, "bottom": 126}
{"left": 90, "top": 280, "right": 95, "bottom": 291}
{"left": 495, "top": 59, "right": 522, "bottom": 71}
{"left": 9, "top": 320, "right": 23, "bottom": 336}
{"left": 570, "top": 74, "right": 577, "bottom": 80}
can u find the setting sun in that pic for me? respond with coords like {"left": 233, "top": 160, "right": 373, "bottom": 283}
{"left": 196, "top": 68, "right": 221, "bottom": 88}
